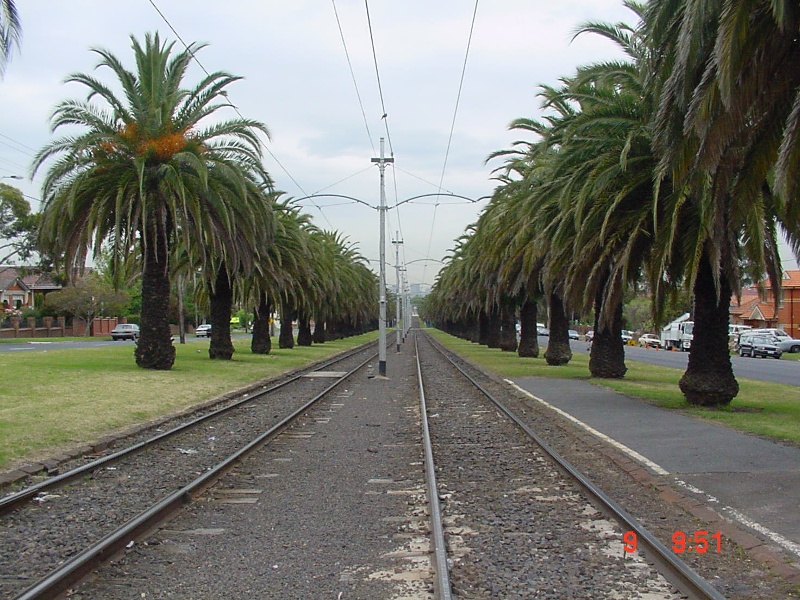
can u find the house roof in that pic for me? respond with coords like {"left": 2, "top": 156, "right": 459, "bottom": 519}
{"left": 21, "top": 272, "right": 61, "bottom": 291}
{"left": 731, "top": 286, "right": 778, "bottom": 321}
{"left": 0, "top": 267, "right": 20, "bottom": 292}
{"left": 755, "top": 269, "right": 800, "bottom": 289}
{"left": 0, "top": 266, "right": 62, "bottom": 293}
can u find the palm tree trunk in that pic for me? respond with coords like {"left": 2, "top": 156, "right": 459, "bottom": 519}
{"left": 279, "top": 304, "right": 295, "bottom": 349}
{"left": 589, "top": 287, "right": 627, "bottom": 378}
{"left": 486, "top": 306, "right": 502, "bottom": 348}
{"left": 313, "top": 316, "right": 326, "bottom": 343}
{"left": 466, "top": 310, "right": 480, "bottom": 343}
{"left": 297, "top": 311, "right": 312, "bottom": 346}
{"left": 517, "top": 299, "right": 539, "bottom": 358}
{"left": 251, "top": 293, "right": 272, "bottom": 354}
{"left": 176, "top": 274, "right": 186, "bottom": 344}
{"left": 499, "top": 298, "right": 518, "bottom": 352}
{"left": 135, "top": 221, "right": 175, "bottom": 370}
{"left": 679, "top": 250, "right": 739, "bottom": 406}
{"left": 478, "top": 310, "right": 489, "bottom": 345}
{"left": 544, "top": 292, "right": 572, "bottom": 365}
{"left": 208, "top": 266, "right": 234, "bottom": 360}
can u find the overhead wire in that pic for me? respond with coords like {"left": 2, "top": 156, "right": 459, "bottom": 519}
{"left": 311, "top": 166, "right": 374, "bottom": 196}
{"left": 331, "top": 0, "right": 376, "bottom": 155}
{"left": 363, "top": 0, "right": 394, "bottom": 157}
{"left": 0, "top": 133, "right": 36, "bottom": 156}
{"left": 361, "top": 0, "right": 409, "bottom": 288}
{"left": 422, "top": 0, "right": 479, "bottom": 287}
{"left": 331, "top": 0, "right": 404, "bottom": 265}
{"left": 0, "top": 154, "right": 30, "bottom": 173}
{"left": 394, "top": 166, "right": 457, "bottom": 196}
{"left": 146, "top": 0, "right": 340, "bottom": 228}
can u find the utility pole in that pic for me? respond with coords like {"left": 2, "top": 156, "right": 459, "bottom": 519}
{"left": 403, "top": 272, "right": 410, "bottom": 340}
{"left": 392, "top": 232, "right": 403, "bottom": 352}
{"left": 372, "top": 138, "right": 394, "bottom": 376}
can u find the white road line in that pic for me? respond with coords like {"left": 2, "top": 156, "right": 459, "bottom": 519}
{"left": 504, "top": 379, "right": 670, "bottom": 475}
{"left": 505, "top": 378, "right": 800, "bottom": 560}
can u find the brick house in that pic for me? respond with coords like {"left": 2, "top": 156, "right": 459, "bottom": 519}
{"left": 0, "top": 267, "right": 62, "bottom": 310}
{"left": 730, "top": 270, "right": 800, "bottom": 338}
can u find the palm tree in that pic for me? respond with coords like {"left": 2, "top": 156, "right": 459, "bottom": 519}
{"left": 533, "top": 5, "right": 660, "bottom": 377}
{"left": 201, "top": 181, "right": 274, "bottom": 360}
{"left": 247, "top": 195, "right": 312, "bottom": 354}
{"left": 307, "top": 230, "right": 378, "bottom": 342}
{"left": 644, "top": 1, "right": 786, "bottom": 405}
{"left": 0, "top": 0, "right": 20, "bottom": 77}
{"left": 34, "top": 33, "right": 271, "bottom": 369}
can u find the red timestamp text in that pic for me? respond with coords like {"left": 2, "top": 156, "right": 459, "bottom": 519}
{"left": 622, "top": 530, "right": 723, "bottom": 554}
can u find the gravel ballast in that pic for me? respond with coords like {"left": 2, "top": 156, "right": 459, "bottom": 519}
{"left": 2, "top": 331, "right": 797, "bottom": 598}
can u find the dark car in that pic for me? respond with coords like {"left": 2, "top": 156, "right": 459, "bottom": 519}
{"left": 738, "top": 334, "right": 782, "bottom": 359}
{"left": 110, "top": 323, "right": 139, "bottom": 341}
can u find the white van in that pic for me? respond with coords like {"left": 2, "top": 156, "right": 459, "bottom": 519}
{"left": 729, "top": 324, "right": 752, "bottom": 336}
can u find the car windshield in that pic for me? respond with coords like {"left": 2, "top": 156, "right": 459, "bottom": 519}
{"left": 684, "top": 323, "right": 693, "bottom": 335}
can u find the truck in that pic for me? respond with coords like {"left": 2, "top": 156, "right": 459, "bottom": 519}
{"left": 661, "top": 313, "right": 694, "bottom": 351}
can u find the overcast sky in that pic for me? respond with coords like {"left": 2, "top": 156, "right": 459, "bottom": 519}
{"left": 4, "top": 0, "right": 755, "bottom": 288}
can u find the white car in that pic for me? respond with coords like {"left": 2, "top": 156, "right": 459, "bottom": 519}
{"left": 638, "top": 333, "right": 663, "bottom": 349}
{"left": 110, "top": 323, "right": 139, "bottom": 341}
{"left": 195, "top": 324, "right": 212, "bottom": 337}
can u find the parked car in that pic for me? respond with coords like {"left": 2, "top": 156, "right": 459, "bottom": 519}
{"left": 195, "top": 324, "right": 212, "bottom": 337}
{"left": 738, "top": 333, "right": 782, "bottom": 359}
{"left": 585, "top": 330, "right": 594, "bottom": 342}
{"left": 537, "top": 325, "right": 550, "bottom": 336}
{"left": 746, "top": 328, "right": 800, "bottom": 353}
{"left": 638, "top": 333, "right": 663, "bottom": 349}
{"left": 736, "top": 329, "right": 799, "bottom": 352}
{"left": 776, "top": 337, "right": 800, "bottom": 353}
{"left": 621, "top": 330, "right": 634, "bottom": 342}
{"left": 568, "top": 329, "right": 580, "bottom": 340}
{"left": 110, "top": 323, "right": 139, "bottom": 341}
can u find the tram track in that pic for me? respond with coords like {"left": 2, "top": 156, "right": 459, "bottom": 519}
{"left": 0, "top": 338, "right": 387, "bottom": 600}
{"left": 2, "top": 328, "right": 792, "bottom": 598}
{"left": 415, "top": 330, "right": 725, "bottom": 599}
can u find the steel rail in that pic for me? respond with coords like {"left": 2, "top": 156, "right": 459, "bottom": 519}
{"left": 13, "top": 348, "right": 379, "bottom": 600}
{"left": 413, "top": 332, "right": 453, "bottom": 600}
{"left": 0, "top": 339, "right": 381, "bottom": 516}
{"left": 422, "top": 331, "right": 726, "bottom": 600}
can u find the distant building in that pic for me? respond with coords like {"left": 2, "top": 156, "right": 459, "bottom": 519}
{"left": 0, "top": 266, "right": 62, "bottom": 310}
{"left": 409, "top": 282, "right": 431, "bottom": 297}
{"left": 730, "top": 271, "right": 800, "bottom": 337}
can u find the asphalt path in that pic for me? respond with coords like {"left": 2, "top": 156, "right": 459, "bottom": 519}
{"left": 565, "top": 338, "right": 800, "bottom": 387}
{"left": 0, "top": 337, "right": 209, "bottom": 352}
{"left": 0, "top": 339, "right": 132, "bottom": 352}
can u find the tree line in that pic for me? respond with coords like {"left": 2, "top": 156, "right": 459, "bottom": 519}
{"left": 422, "top": 1, "right": 800, "bottom": 407}
{"left": 4, "top": 30, "right": 379, "bottom": 369}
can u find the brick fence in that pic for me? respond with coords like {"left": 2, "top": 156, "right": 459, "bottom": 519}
{"left": 0, "top": 316, "right": 120, "bottom": 339}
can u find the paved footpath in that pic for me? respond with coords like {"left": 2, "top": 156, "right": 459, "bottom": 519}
{"left": 509, "top": 376, "right": 800, "bottom": 564}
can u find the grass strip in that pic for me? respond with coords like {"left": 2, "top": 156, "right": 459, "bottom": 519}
{"left": 0, "top": 334, "right": 377, "bottom": 471}
{"left": 426, "top": 329, "right": 800, "bottom": 445}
